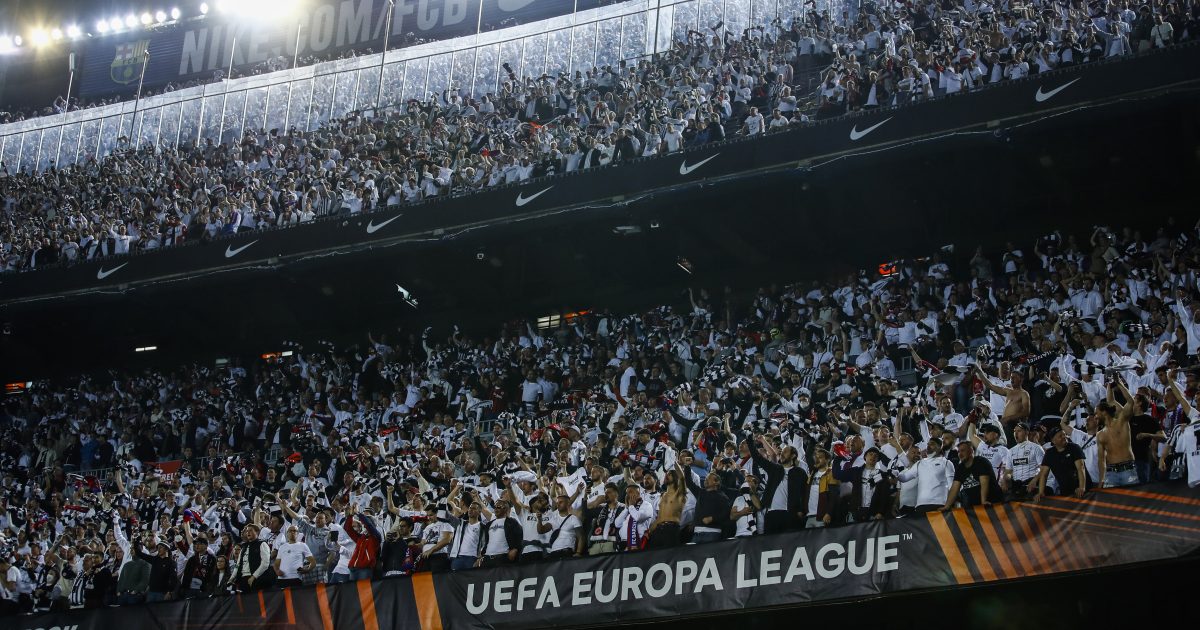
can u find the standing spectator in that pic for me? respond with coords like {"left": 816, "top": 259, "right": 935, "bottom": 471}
{"left": 1034, "top": 427, "right": 1091, "bottom": 502}
{"left": 684, "top": 462, "right": 731, "bottom": 543}
{"left": 747, "top": 434, "right": 808, "bottom": 533}
{"left": 417, "top": 505, "right": 453, "bottom": 573}
{"left": 231, "top": 525, "right": 276, "bottom": 592}
{"left": 479, "top": 498, "right": 522, "bottom": 567}
{"left": 544, "top": 493, "right": 584, "bottom": 559}
{"left": 895, "top": 437, "right": 956, "bottom": 513}
{"left": 834, "top": 446, "right": 894, "bottom": 522}
{"left": 139, "top": 540, "right": 178, "bottom": 602}
{"left": 273, "top": 525, "right": 315, "bottom": 588}
{"left": 944, "top": 442, "right": 998, "bottom": 509}
{"left": 342, "top": 505, "right": 381, "bottom": 580}
{"left": 115, "top": 549, "right": 150, "bottom": 606}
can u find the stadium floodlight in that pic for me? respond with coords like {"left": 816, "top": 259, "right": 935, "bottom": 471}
{"left": 0, "top": 36, "right": 12, "bottom": 52}
{"left": 200, "top": 2, "right": 210, "bottom": 15}
{"left": 12, "top": 36, "right": 21, "bottom": 47}
{"left": 109, "top": 18, "right": 124, "bottom": 31}
{"left": 96, "top": 20, "right": 109, "bottom": 33}
{"left": 141, "top": 13, "right": 153, "bottom": 25}
{"left": 30, "top": 29, "right": 49, "bottom": 47}
{"left": 171, "top": 8, "right": 182, "bottom": 20}
{"left": 125, "top": 15, "right": 138, "bottom": 28}
{"left": 51, "top": 28, "right": 63, "bottom": 41}
{"left": 156, "top": 11, "right": 167, "bottom": 23}
{"left": 67, "top": 25, "right": 82, "bottom": 39}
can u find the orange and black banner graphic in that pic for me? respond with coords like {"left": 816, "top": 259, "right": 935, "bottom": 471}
{"left": 926, "top": 485, "right": 1200, "bottom": 585}
{"left": 5, "top": 483, "right": 1199, "bottom": 630}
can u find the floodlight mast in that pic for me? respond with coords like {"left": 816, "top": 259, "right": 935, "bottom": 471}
{"left": 376, "top": 0, "right": 397, "bottom": 111}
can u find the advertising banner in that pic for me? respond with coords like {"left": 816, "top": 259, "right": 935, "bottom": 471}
{"left": 429, "top": 485, "right": 1200, "bottom": 628}
{"left": 3, "top": 484, "right": 1199, "bottom": 630}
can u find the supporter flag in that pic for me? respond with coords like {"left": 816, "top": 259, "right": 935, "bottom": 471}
{"left": 181, "top": 508, "right": 203, "bottom": 524}
{"left": 286, "top": 452, "right": 304, "bottom": 464}
{"left": 67, "top": 473, "right": 102, "bottom": 493}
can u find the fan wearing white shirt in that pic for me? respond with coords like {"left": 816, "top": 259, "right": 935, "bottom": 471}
{"left": 273, "top": 525, "right": 314, "bottom": 588}
{"left": 894, "top": 437, "right": 956, "bottom": 512}
{"left": 545, "top": 495, "right": 583, "bottom": 559}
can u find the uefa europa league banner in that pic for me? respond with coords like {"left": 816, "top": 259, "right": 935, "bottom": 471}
{"left": 5, "top": 484, "right": 1200, "bottom": 630}
{"left": 77, "top": 0, "right": 617, "bottom": 98}
{"left": 429, "top": 485, "right": 1200, "bottom": 627}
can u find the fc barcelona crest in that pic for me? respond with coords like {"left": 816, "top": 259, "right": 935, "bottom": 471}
{"left": 110, "top": 40, "right": 149, "bottom": 85}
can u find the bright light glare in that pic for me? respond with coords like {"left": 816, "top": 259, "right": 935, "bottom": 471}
{"left": 222, "top": 0, "right": 300, "bottom": 19}
{"left": 124, "top": 15, "right": 138, "bottom": 28}
{"left": 0, "top": 36, "right": 12, "bottom": 52}
{"left": 50, "top": 28, "right": 63, "bottom": 40}
{"left": 140, "top": 13, "right": 153, "bottom": 25}
{"left": 96, "top": 20, "right": 109, "bottom": 33}
{"left": 67, "top": 25, "right": 82, "bottom": 39}
{"left": 155, "top": 11, "right": 167, "bottom": 22}
{"left": 109, "top": 18, "right": 124, "bottom": 31}
{"left": 12, "top": 36, "right": 21, "bottom": 47}
{"left": 30, "top": 29, "right": 49, "bottom": 46}
{"left": 171, "top": 8, "right": 182, "bottom": 20}
{"left": 199, "top": 2, "right": 210, "bottom": 15}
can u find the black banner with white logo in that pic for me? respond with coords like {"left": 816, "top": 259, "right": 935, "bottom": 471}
{"left": 4, "top": 43, "right": 1199, "bottom": 305}
{"left": 431, "top": 483, "right": 1200, "bottom": 629}
{"left": 3, "top": 483, "right": 1200, "bottom": 629}
{"left": 432, "top": 523, "right": 947, "bottom": 629}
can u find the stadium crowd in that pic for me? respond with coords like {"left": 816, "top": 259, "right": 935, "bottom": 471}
{"left": 2, "top": 0, "right": 1193, "bottom": 272}
{"left": 1, "top": 214, "right": 1199, "bottom": 614}
{"left": 0, "top": 46, "right": 391, "bottom": 126}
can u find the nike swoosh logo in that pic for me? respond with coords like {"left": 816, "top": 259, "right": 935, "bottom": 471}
{"left": 497, "top": 0, "right": 537, "bottom": 10}
{"left": 224, "top": 240, "right": 258, "bottom": 258}
{"left": 849, "top": 117, "right": 892, "bottom": 141}
{"left": 1034, "top": 78, "right": 1080, "bottom": 103}
{"left": 366, "top": 214, "right": 402, "bottom": 234}
{"left": 515, "top": 186, "right": 553, "bottom": 207}
{"left": 96, "top": 263, "right": 128, "bottom": 280}
{"left": 679, "top": 154, "right": 720, "bottom": 175}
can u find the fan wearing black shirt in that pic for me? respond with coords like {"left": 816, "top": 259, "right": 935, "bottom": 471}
{"left": 1030, "top": 366, "right": 1067, "bottom": 425}
{"left": 1128, "top": 394, "right": 1165, "bottom": 484}
{"left": 942, "top": 441, "right": 998, "bottom": 510}
{"left": 1035, "top": 428, "right": 1090, "bottom": 501}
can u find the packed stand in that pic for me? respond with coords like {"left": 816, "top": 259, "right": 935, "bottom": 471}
{"left": 0, "top": 47, "right": 385, "bottom": 125}
{"left": 6, "top": 0, "right": 1191, "bottom": 272}
{"left": 2, "top": 215, "right": 1200, "bottom": 613}
{"left": 0, "top": 11, "right": 819, "bottom": 274}
{"left": 809, "top": 0, "right": 1195, "bottom": 115}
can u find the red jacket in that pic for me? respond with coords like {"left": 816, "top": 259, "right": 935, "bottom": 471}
{"left": 344, "top": 516, "right": 380, "bottom": 570}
